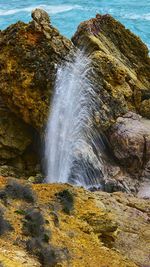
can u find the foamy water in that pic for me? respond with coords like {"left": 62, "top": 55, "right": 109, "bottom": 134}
{"left": 0, "top": 4, "right": 81, "bottom": 16}
{"left": 45, "top": 50, "right": 107, "bottom": 187}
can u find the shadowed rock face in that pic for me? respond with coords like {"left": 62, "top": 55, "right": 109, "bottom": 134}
{"left": 0, "top": 8, "right": 73, "bottom": 131}
{"left": 0, "top": 96, "right": 40, "bottom": 178}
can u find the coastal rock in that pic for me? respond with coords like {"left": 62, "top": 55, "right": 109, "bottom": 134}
{"left": 0, "top": 11, "right": 150, "bottom": 192}
{"left": 0, "top": 9, "right": 73, "bottom": 131}
{"left": 109, "top": 112, "right": 150, "bottom": 177}
{"left": 72, "top": 15, "right": 150, "bottom": 192}
{"left": 0, "top": 9, "right": 73, "bottom": 178}
{"left": 0, "top": 178, "right": 149, "bottom": 266}
{"left": 72, "top": 14, "right": 150, "bottom": 130}
{"left": 0, "top": 97, "right": 39, "bottom": 178}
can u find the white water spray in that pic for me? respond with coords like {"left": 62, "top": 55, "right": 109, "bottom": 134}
{"left": 45, "top": 50, "right": 107, "bottom": 188}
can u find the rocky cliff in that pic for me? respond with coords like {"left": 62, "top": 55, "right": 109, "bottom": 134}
{"left": 0, "top": 9, "right": 73, "bottom": 178}
{"left": 0, "top": 9, "right": 73, "bottom": 131}
{"left": 72, "top": 14, "right": 150, "bottom": 193}
{"left": 72, "top": 14, "right": 150, "bottom": 128}
{"left": 0, "top": 9, "right": 150, "bottom": 267}
{"left": 0, "top": 10, "right": 150, "bottom": 189}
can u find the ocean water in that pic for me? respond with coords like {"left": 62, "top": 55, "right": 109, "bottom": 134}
{"left": 0, "top": 0, "right": 150, "bottom": 49}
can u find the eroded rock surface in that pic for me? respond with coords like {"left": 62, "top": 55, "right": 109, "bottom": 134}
{"left": 0, "top": 178, "right": 149, "bottom": 267}
{"left": 0, "top": 96, "right": 40, "bottom": 178}
{"left": 0, "top": 9, "right": 73, "bottom": 178}
{"left": 0, "top": 10, "right": 150, "bottom": 193}
{"left": 72, "top": 14, "right": 150, "bottom": 130}
{"left": 0, "top": 9, "right": 73, "bottom": 131}
{"left": 109, "top": 112, "right": 150, "bottom": 179}
{"left": 72, "top": 15, "right": 150, "bottom": 192}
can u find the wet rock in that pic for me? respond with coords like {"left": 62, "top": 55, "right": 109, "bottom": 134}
{"left": 137, "top": 181, "right": 150, "bottom": 198}
{"left": 109, "top": 112, "right": 150, "bottom": 178}
{"left": 71, "top": 14, "right": 150, "bottom": 193}
{"left": 72, "top": 14, "right": 150, "bottom": 130}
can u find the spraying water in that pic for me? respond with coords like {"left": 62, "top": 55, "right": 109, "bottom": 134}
{"left": 45, "top": 50, "right": 108, "bottom": 188}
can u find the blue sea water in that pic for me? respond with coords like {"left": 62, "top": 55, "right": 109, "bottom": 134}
{"left": 0, "top": 0, "right": 150, "bottom": 49}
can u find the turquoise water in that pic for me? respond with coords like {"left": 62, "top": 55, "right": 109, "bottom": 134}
{"left": 0, "top": 0, "right": 150, "bottom": 49}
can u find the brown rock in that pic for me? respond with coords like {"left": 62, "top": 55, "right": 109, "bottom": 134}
{"left": 72, "top": 14, "right": 150, "bottom": 130}
{"left": 108, "top": 112, "right": 150, "bottom": 178}
{"left": 0, "top": 96, "right": 39, "bottom": 178}
{"left": 0, "top": 9, "right": 73, "bottom": 131}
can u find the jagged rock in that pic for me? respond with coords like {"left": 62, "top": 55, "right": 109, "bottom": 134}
{"left": 0, "top": 11, "right": 150, "bottom": 191}
{"left": 0, "top": 9, "right": 73, "bottom": 131}
{"left": 0, "top": 9, "right": 73, "bottom": 178}
{"left": 72, "top": 15, "right": 150, "bottom": 192}
{"left": 0, "top": 178, "right": 149, "bottom": 266}
{"left": 31, "top": 8, "right": 50, "bottom": 26}
{"left": 72, "top": 14, "right": 150, "bottom": 130}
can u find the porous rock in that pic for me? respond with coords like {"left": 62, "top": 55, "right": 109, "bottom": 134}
{"left": 0, "top": 9, "right": 73, "bottom": 131}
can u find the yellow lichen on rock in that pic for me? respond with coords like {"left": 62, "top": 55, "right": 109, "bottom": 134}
{"left": 0, "top": 178, "right": 149, "bottom": 266}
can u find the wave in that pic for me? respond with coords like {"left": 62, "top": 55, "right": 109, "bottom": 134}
{"left": 0, "top": 4, "right": 81, "bottom": 16}
{"left": 121, "top": 13, "right": 150, "bottom": 21}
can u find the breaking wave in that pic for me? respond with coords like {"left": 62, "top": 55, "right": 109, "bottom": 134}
{"left": 121, "top": 13, "right": 150, "bottom": 21}
{"left": 0, "top": 4, "right": 81, "bottom": 16}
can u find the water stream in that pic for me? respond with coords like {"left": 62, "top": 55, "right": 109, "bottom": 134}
{"left": 45, "top": 50, "right": 108, "bottom": 188}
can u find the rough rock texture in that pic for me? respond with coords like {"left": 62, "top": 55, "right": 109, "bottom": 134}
{"left": 0, "top": 96, "right": 40, "bottom": 178}
{"left": 109, "top": 112, "right": 150, "bottom": 178}
{"left": 72, "top": 14, "right": 150, "bottom": 191}
{"left": 0, "top": 9, "right": 73, "bottom": 178}
{"left": 72, "top": 14, "right": 150, "bottom": 130}
{"left": 0, "top": 9, "right": 73, "bottom": 131}
{"left": 0, "top": 10, "right": 150, "bottom": 192}
{"left": 0, "top": 177, "right": 149, "bottom": 267}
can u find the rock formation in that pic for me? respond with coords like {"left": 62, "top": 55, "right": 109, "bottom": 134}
{"left": 0, "top": 177, "right": 149, "bottom": 267}
{"left": 72, "top": 14, "right": 150, "bottom": 193}
{"left": 0, "top": 9, "right": 73, "bottom": 178}
{"left": 109, "top": 112, "right": 150, "bottom": 177}
{"left": 0, "top": 9, "right": 149, "bottom": 267}
{"left": 0, "top": 10, "right": 149, "bottom": 191}
{"left": 0, "top": 96, "right": 39, "bottom": 178}
{"left": 72, "top": 14, "right": 150, "bottom": 130}
{"left": 0, "top": 8, "right": 73, "bottom": 130}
